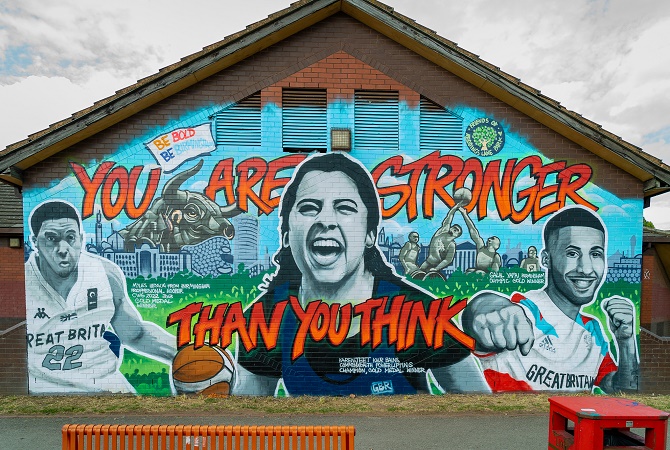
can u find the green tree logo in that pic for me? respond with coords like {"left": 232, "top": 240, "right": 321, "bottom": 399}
{"left": 472, "top": 125, "right": 497, "bottom": 151}
{"left": 465, "top": 117, "right": 505, "bottom": 156}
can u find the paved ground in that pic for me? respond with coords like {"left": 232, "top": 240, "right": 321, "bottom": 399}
{"left": 3, "top": 413, "right": 550, "bottom": 449}
{"left": 2, "top": 412, "right": 668, "bottom": 449}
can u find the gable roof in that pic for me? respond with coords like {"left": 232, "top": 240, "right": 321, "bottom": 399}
{"left": 643, "top": 226, "right": 670, "bottom": 243}
{"left": 1, "top": 0, "right": 669, "bottom": 200}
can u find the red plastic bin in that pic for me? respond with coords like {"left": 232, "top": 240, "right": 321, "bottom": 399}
{"left": 548, "top": 396, "right": 668, "bottom": 450}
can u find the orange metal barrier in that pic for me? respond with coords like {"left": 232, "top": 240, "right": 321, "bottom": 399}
{"left": 62, "top": 424, "right": 355, "bottom": 450}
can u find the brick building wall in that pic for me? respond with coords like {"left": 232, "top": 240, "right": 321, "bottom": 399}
{"left": 0, "top": 182, "right": 27, "bottom": 394}
{"left": 638, "top": 247, "right": 670, "bottom": 394}
{"left": 8, "top": 13, "right": 651, "bottom": 396}
{"left": 0, "top": 321, "right": 27, "bottom": 395}
{"left": 641, "top": 249, "right": 670, "bottom": 335}
{"left": 0, "top": 181, "right": 25, "bottom": 320}
{"left": 639, "top": 329, "right": 670, "bottom": 394}
{"left": 0, "top": 245, "right": 26, "bottom": 319}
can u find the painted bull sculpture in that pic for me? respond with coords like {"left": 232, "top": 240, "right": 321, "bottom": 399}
{"left": 119, "top": 160, "right": 238, "bottom": 252}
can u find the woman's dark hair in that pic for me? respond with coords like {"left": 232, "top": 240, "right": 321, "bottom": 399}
{"left": 265, "top": 152, "right": 397, "bottom": 291}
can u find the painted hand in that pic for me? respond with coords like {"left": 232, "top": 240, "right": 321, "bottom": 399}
{"left": 602, "top": 296, "right": 635, "bottom": 341}
{"left": 470, "top": 302, "right": 534, "bottom": 355}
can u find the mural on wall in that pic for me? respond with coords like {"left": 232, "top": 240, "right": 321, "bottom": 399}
{"left": 23, "top": 88, "right": 642, "bottom": 396}
{"left": 173, "top": 153, "right": 484, "bottom": 396}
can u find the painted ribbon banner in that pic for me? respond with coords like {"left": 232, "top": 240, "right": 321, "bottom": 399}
{"left": 145, "top": 123, "right": 216, "bottom": 173}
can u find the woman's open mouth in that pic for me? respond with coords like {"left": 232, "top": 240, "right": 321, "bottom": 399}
{"left": 310, "top": 238, "right": 343, "bottom": 266}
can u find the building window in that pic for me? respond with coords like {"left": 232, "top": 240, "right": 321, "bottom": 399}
{"left": 213, "top": 92, "right": 261, "bottom": 146}
{"left": 420, "top": 96, "right": 463, "bottom": 152}
{"left": 354, "top": 90, "right": 399, "bottom": 151}
{"left": 282, "top": 89, "right": 327, "bottom": 152}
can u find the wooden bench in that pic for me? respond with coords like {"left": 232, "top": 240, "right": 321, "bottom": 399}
{"left": 62, "top": 424, "right": 356, "bottom": 449}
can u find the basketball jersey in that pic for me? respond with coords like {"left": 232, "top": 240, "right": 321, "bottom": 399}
{"left": 26, "top": 252, "right": 134, "bottom": 394}
{"left": 477, "top": 290, "right": 616, "bottom": 392}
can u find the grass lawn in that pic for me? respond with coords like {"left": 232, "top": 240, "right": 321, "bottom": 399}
{"left": 0, "top": 393, "right": 667, "bottom": 416}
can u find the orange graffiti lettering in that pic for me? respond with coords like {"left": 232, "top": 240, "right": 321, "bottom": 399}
{"left": 100, "top": 166, "right": 129, "bottom": 219}
{"left": 372, "top": 152, "right": 596, "bottom": 223}
{"left": 125, "top": 166, "right": 161, "bottom": 219}
{"left": 327, "top": 303, "right": 352, "bottom": 347}
{"left": 370, "top": 295, "right": 405, "bottom": 350}
{"left": 205, "top": 159, "right": 236, "bottom": 205}
{"left": 289, "top": 295, "right": 321, "bottom": 360}
{"left": 353, "top": 295, "right": 474, "bottom": 352}
{"left": 261, "top": 154, "right": 306, "bottom": 210}
{"left": 153, "top": 135, "right": 170, "bottom": 151}
{"left": 167, "top": 300, "right": 289, "bottom": 351}
{"left": 370, "top": 156, "right": 415, "bottom": 219}
{"left": 422, "top": 154, "right": 465, "bottom": 219}
{"left": 71, "top": 162, "right": 160, "bottom": 220}
{"left": 169, "top": 296, "right": 475, "bottom": 359}
{"left": 433, "top": 297, "right": 473, "bottom": 350}
{"left": 192, "top": 304, "right": 228, "bottom": 348}
{"left": 166, "top": 302, "right": 203, "bottom": 348}
{"left": 403, "top": 299, "right": 440, "bottom": 351}
{"left": 478, "top": 159, "right": 514, "bottom": 221}
{"left": 353, "top": 297, "right": 385, "bottom": 348}
{"left": 236, "top": 157, "right": 271, "bottom": 215}
{"left": 70, "top": 162, "right": 115, "bottom": 219}
{"left": 219, "top": 302, "right": 251, "bottom": 350}
{"left": 246, "top": 300, "right": 288, "bottom": 351}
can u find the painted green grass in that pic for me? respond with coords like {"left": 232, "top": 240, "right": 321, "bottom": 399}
{"left": 119, "top": 267, "right": 641, "bottom": 396}
{"left": 119, "top": 351, "right": 172, "bottom": 396}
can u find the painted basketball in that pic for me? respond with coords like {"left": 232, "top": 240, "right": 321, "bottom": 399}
{"left": 172, "top": 344, "right": 235, "bottom": 394}
{"left": 453, "top": 187, "right": 473, "bottom": 204}
{"left": 200, "top": 381, "right": 231, "bottom": 396}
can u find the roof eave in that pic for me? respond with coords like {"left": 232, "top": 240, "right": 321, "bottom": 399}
{"left": 2, "top": 0, "right": 670, "bottom": 198}
{"left": 0, "top": 227, "right": 23, "bottom": 235}
{"left": 0, "top": 0, "right": 342, "bottom": 184}
{"left": 342, "top": 0, "right": 670, "bottom": 197}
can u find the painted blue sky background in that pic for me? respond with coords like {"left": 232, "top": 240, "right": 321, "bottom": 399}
{"left": 2, "top": 0, "right": 669, "bottom": 227}
{"left": 22, "top": 98, "right": 643, "bottom": 264}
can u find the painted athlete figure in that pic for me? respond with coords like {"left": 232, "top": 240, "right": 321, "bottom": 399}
{"left": 418, "top": 203, "right": 464, "bottom": 278}
{"left": 462, "top": 206, "right": 638, "bottom": 393}
{"left": 399, "top": 231, "right": 421, "bottom": 276}
{"left": 234, "top": 153, "right": 489, "bottom": 396}
{"left": 459, "top": 207, "right": 502, "bottom": 274}
{"left": 520, "top": 246, "right": 540, "bottom": 272}
{"left": 25, "top": 200, "right": 177, "bottom": 394}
